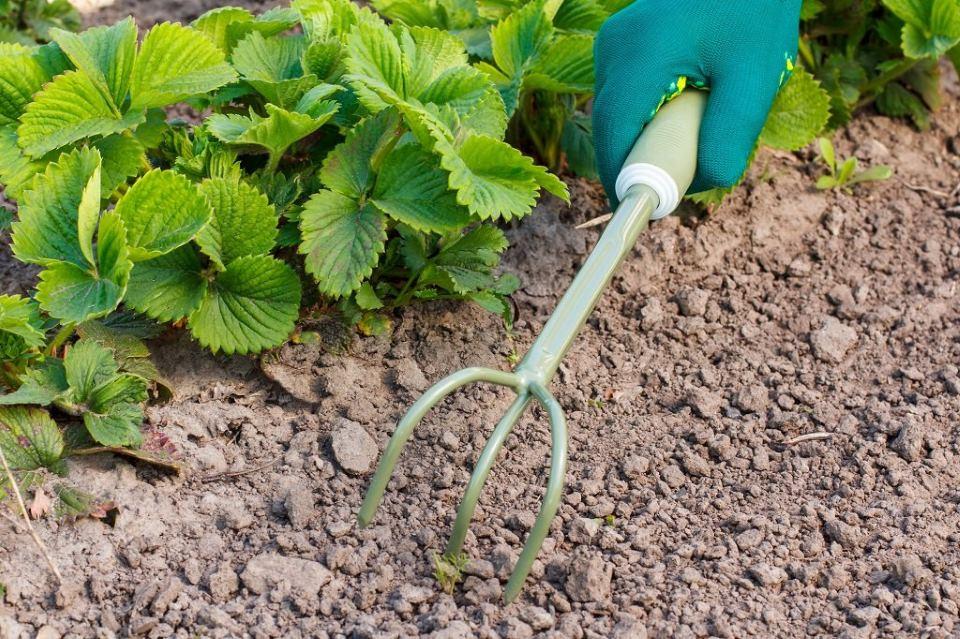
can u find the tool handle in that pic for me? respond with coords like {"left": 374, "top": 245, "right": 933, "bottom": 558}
{"left": 614, "top": 90, "right": 707, "bottom": 219}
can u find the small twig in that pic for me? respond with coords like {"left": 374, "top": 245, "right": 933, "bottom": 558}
{"left": 782, "top": 432, "right": 834, "bottom": 446}
{"left": 199, "top": 455, "right": 282, "bottom": 483}
{"left": 904, "top": 183, "right": 951, "bottom": 198}
{"left": 575, "top": 213, "right": 612, "bottom": 229}
{"left": 0, "top": 446, "right": 63, "bottom": 583}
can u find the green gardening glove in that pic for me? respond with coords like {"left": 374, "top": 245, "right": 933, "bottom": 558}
{"left": 593, "top": 0, "right": 802, "bottom": 202}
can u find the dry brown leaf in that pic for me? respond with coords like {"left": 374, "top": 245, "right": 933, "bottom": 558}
{"left": 29, "top": 487, "right": 52, "bottom": 519}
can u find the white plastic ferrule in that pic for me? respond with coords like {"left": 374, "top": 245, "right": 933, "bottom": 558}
{"left": 615, "top": 163, "right": 679, "bottom": 220}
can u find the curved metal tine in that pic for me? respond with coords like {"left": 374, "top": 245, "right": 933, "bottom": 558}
{"left": 503, "top": 384, "right": 568, "bottom": 603}
{"left": 446, "top": 392, "right": 532, "bottom": 557}
{"left": 359, "top": 367, "right": 522, "bottom": 528}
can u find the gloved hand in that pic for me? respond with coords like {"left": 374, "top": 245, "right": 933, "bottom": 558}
{"left": 593, "top": 0, "right": 802, "bottom": 201}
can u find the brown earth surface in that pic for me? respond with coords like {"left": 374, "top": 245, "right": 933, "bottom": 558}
{"left": 2, "top": 4, "right": 960, "bottom": 639}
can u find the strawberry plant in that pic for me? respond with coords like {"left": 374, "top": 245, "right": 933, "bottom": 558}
{"left": 0, "top": 339, "right": 148, "bottom": 447}
{"left": 0, "top": 3, "right": 563, "bottom": 353}
{"left": 0, "top": 320, "right": 174, "bottom": 518}
{"left": 192, "top": 0, "right": 565, "bottom": 330}
{"left": 372, "top": 0, "right": 607, "bottom": 178}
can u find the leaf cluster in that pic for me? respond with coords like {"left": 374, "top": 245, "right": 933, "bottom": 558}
{"left": 0, "top": 321, "right": 167, "bottom": 519}
{"left": 0, "top": 0, "right": 80, "bottom": 46}
{"left": 0, "top": 4, "right": 562, "bottom": 356}
{"left": 373, "top": 0, "right": 616, "bottom": 177}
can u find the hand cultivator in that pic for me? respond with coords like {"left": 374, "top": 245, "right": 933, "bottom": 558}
{"left": 359, "top": 91, "right": 707, "bottom": 602}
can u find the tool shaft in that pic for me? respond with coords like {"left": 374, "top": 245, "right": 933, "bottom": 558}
{"left": 516, "top": 184, "right": 658, "bottom": 385}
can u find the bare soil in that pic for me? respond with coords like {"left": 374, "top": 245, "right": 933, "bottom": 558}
{"left": 2, "top": 4, "right": 960, "bottom": 639}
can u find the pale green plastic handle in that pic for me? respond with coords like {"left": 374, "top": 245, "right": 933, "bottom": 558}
{"left": 615, "top": 89, "right": 707, "bottom": 213}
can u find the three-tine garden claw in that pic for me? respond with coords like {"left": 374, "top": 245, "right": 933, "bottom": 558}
{"left": 358, "top": 90, "right": 708, "bottom": 602}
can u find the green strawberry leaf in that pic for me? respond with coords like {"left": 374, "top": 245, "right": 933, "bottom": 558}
{"left": 761, "top": 67, "right": 831, "bottom": 151}
{"left": 0, "top": 45, "right": 51, "bottom": 125}
{"left": 884, "top": 0, "right": 960, "bottom": 58}
{"left": 355, "top": 281, "right": 383, "bottom": 310}
{"left": 524, "top": 33, "right": 594, "bottom": 93}
{"left": 370, "top": 0, "right": 448, "bottom": 27}
{"left": 343, "top": 17, "right": 406, "bottom": 111}
{"left": 418, "top": 66, "right": 492, "bottom": 114}
{"left": 35, "top": 211, "right": 132, "bottom": 324}
{"left": 0, "top": 406, "right": 65, "bottom": 472}
{"left": 877, "top": 80, "right": 930, "bottom": 129}
{"left": 129, "top": 22, "right": 238, "bottom": 110}
{"left": 114, "top": 169, "right": 213, "bottom": 261}
{"left": 294, "top": 0, "right": 364, "bottom": 43}
{"left": 490, "top": 2, "right": 552, "bottom": 79}
{"left": 18, "top": 70, "right": 144, "bottom": 158}
{"left": 232, "top": 31, "right": 315, "bottom": 107}
{"left": 437, "top": 133, "right": 568, "bottom": 220}
{"left": 468, "top": 290, "right": 509, "bottom": 321}
{"left": 561, "top": 112, "right": 597, "bottom": 179}
{"left": 455, "top": 86, "right": 509, "bottom": 138}
{"left": 132, "top": 108, "right": 169, "bottom": 148}
{"left": 299, "top": 189, "right": 386, "bottom": 296}
{"left": 11, "top": 146, "right": 101, "bottom": 268}
{"left": 421, "top": 223, "right": 506, "bottom": 293}
{"left": 63, "top": 338, "right": 119, "bottom": 401}
{"left": 187, "top": 254, "right": 301, "bottom": 354}
{"left": 88, "top": 372, "right": 149, "bottom": 408}
{"left": 91, "top": 134, "right": 148, "bottom": 198}
{"left": 553, "top": 0, "right": 608, "bottom": 32}
{"left": 303, "top": 39, "right": 344, "bottom": 81}
{"left": 372, "top": 143, "right": 470, "bottom": 232}
{"left": 76, "top": 162, "right": 102, "bottom": 269}
{"left": 0, "top": 360, "right": 68, "bottom": 406}
{"left": 196, "top": 176, "right": 278, "bottom": 269}
{"left": 206, "top": 101, "right": 338, "bottom": 167}
{"left": 50, "top": 17, "right": 137, "bottom": 106}
{"left": 320, "top": 107, "right": 402, "bottom": 199}
{"left": 0, "top": 126, "right": 43, "bottom": 200}
{"left": 126, "top": 245, "right": 207, "bottom": 323}
{"left": 82, "top": 402, "right": 143, "bottom": 447}
{"left": 192, "top": 6, "right": 256, "bottom": 53}
{"left": 402, "top": 26, "right": 470, "bottom": 96}
{"left": 0, "top": 294, "right": 45, "bottom": 349}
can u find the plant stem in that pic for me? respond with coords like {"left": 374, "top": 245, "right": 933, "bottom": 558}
{"left": 857, "top": 58, "right": 918, "bottom": 108}
{"left": 0, "top": 446, "right": 63, "bottom": 584}
{"left": 47, "top": 322, "right": 75, "bottom": 356}
{"left": 392, "top": 272, "right": 420, "bottom": 308}
{"left": 266, "top": 152, "right": 282, "bottom": 173}
{"left": 52, "top": 399, "right": 84, "bottom": 417}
